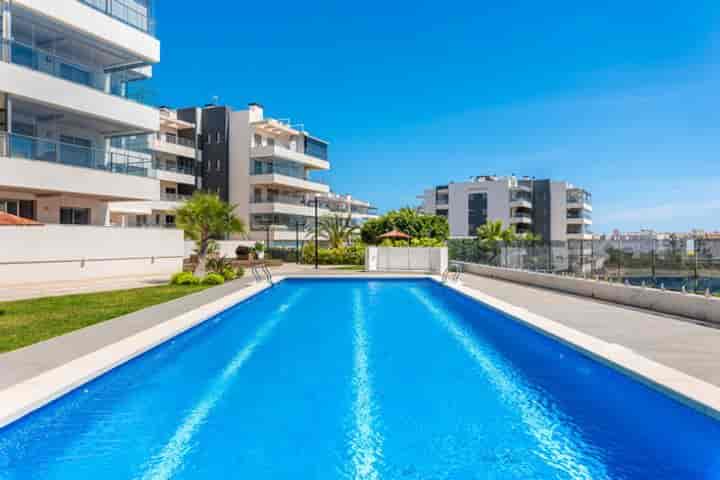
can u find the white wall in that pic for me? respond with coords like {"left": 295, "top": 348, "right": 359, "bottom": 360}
{"left": 13, "top": 0, "right": 160, "bottom": 63}
{"left": 459, "top": 263, "right": 720, "bottom": 324}
{"left": 0, "top": 226, "right": 183, "bottom": 284}
{"left": 366, "top": 246, "right": 448, "bottom": 273}
{"left": 448, "top": 181, "right": 510, "bottom": 237}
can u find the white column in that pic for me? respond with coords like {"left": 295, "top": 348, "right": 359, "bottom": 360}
{"left": 1, "top": 1, "right": 11, "bottom": 63}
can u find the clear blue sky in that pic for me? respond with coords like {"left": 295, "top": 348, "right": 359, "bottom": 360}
{"left": 152, "top": 1, "right": 720, "bottom": 233}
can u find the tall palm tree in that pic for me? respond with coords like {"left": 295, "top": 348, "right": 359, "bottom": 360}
{"left": 313, "top": 214, "right": 359, "bottom": 249}
{"left": 175, "top": 193, "right": 246, "bottom": 276}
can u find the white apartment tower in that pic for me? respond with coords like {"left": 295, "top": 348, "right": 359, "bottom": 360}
{"left": 419, "top": 175, "right": 593, "bottom": 243}
{"left": 176, "top": 103, "right": 377, "bottom": 247}
{"left": 0, "top": 0, "right": 164, "bottom": 225}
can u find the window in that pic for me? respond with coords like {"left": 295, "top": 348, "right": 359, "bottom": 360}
{"left": 304, "top": 136, "right": 328, "bottom": 160}
{"left": 467, "top": 193, "right": 487, "bottom": 236}
{"left": 60, "top": 207, "right": 91, "bottom": 225}
{"left": 254, "top": 134, "right": 262, "bottom": 147}
{"left": 165, "top": 215, "right": 175, "bottom": 226}
{"left": 216, "top": 159, "right": 221, "bottom": 171}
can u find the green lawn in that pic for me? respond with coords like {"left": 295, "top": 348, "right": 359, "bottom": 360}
{"left": 0, "top": 284, "right": 210, "bottom": 353}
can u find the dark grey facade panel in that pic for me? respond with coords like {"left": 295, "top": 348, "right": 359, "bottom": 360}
{"left": 531, "top": 180, "right": 552, "bottom": 243}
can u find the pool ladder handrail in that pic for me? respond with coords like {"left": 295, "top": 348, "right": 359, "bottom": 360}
{"left": 251, "top": 263, "right": 273, "bottom": 285}
{"left": 442, "top": 262, "right": 463, "bottom": 283}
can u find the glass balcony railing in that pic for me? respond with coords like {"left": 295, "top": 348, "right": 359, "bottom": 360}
{"left": 154, "top": 160, "right": 194, "bottom": 175}
{"left": 567, "top": 210, "right": 593, "bottom": 220}
{"left": 567, "top": 189, "right": 592, "bottom": 205}
{"left": 250, "top": 160, "right": 328, "bottom": 185}
{"left": 3, "top": 40, "right": 150, "bottom": 105}
{"left": 1, "top": 132, "right": 154, "bottom": 177}
{"left": 160, "top": 192, "right": 192, "bottom": 202}
{"left": 251, "top": 197, "right": 315, "bottom": 207}
{"left": 157, "top": 133, "right": 195, "bottom": 148}
{"left": 510, "top": 191, "right": 532, "bottom": 202}
{"left": 78, "top": 0, "right": 156, "bottom": 36}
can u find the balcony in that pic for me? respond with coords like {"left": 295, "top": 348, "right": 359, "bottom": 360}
{"left": 567, "top": 189, "right": 592, "bottom": 211}
{"left": 567, "top": 210, "right": 593, "bottom": 225}
{"left": 0, "top": 47, "right": 159, "bottom": 132}
{"left": 151, "top": 133, "right": 196, "bottom": 159}
{"left": 250, "top": 198, "right": 330, "bottom": 217}
{"left": 78, "top": 0, "right": 155, "bottom": 36}
{"left": 0, "top": 132, "right": 159, "bottom": 200}
{"left": 12, "top": 0, "right": 160, "bottom": 62}
{"left": 154, "top": 159, "right": 195, "bottom": 185}
{"left": 567, "top": 224, "right": 593, "bottom": 240}
{"left": 250, "top": 144, "right": 329, "bottom": 170}
{"left": 510, "top": 213, "right": 533, "bottom": 225}
{"left": 249, "top": 174, "right": 330, "bottom": 193}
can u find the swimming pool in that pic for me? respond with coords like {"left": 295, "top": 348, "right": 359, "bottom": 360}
{"left": 1, "top": 278, "right": 719, "bottom": 479}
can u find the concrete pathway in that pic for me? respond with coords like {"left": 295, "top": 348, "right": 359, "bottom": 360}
{"left": 458, "top": 274, "right": 720, "bottom": 386}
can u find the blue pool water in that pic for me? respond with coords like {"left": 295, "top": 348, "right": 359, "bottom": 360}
{"left": 1, "top": 279, "right": 719, "bottom": 479}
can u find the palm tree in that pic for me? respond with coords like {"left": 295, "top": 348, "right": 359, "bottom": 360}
{"left": 174, "top": 193, "right": 246, "bottom": 276}
{"left": 313, "top": 214, "right": 359, "bottom": 249}
{"left": 477, "top": 220, "right": 517, "bottom": 266}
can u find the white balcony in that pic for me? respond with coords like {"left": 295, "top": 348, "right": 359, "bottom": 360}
{"left": 510, "top": 199, "right": 532, "bottom": 209}
{"left": 567, "top": 233, "right": 594, "bottom": 241}
{"left": 567, "top": 201, "right": 593, "bottom": 212}
{"left": 0, "top": 149, "right": 159, "bottom": 201}
{"left": 566, "top": 217, "right": 593, "bottom": 225}
{"left": 250, "top": 145, "right": 329, "bottom": 170}
{"left": 249, "top": 174, "right": 330, "bottom": 194}
{"left": 0, "top": 61, "right": 159, "bottom": 132}
{"left": 250, "top": 201, "right": 330, "bottom": 217}
{"left": 151, "top": 135, "right": 196, "bottom": 159}
{"left": 14, "top": 0, "right": 160, "bottom": 63}
{"left": 510, "top": 215, "right": 533, "bottom": 225}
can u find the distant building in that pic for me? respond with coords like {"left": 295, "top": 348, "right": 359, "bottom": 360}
{"left": 418, "top": 175, "right": 592, "bottom": 244}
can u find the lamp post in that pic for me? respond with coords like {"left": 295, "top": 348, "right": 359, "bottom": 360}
{"left": 314, "top": 195, "right": 319, "bottom": 270}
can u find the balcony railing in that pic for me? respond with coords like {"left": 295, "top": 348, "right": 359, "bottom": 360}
{"left": 567, "top": 189, "right": 592, "bottom": 204}
{"left": 1, "top": 132, "right": 153, "bottom": 177}
{"left": 250, "top": 164, "right": 329, "bottom": 185}
{"left": 567, "top": 210, "right": 593, "bottom": 220}
{"left": 160, "top": 192, "right": 192, "bottom": 202}
{"left": 251, "top": 197, "right": 315, "bottom": 208}
{"left": 157, "top": 132, "right": 195, "bottom": 148}
{"left": 78, "top": 0, "right": 156, "bottom": 36}
{"left": 154, "top": 160, "right": 194, "bottom": 175}
{"left": 2, "top": 40, "right": 150, "bottom": 105}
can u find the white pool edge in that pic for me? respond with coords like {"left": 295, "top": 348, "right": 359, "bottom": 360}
{"left": 439, "top": 277, "right": 720, "bottom": 421}
{"left": 1, "top": 274, "right": 719, "bottom": 429}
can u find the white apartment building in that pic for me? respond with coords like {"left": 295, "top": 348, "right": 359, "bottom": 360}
{"left": 419, "top": 175, "right": 593, "bottom": 244}
{"left": 108, "top": 107, "right": 201, "bottom": 227}
{"left": 0, "top": 0, "right": 162, "bottom": 226}
{"left": 176, "top": 103, "right": 377, "bottom": 247}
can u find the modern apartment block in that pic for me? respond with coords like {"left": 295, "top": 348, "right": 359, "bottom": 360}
{"left": 108, "top": 107, "right": 201, "bottom": 227}
{"left": 177, "top": 102, "right": 377, "bottom": 246}
{"left": 419, "top": 175, "right": 593, "bottom": 243}
{"left": 0, "top": 0, "right": 162, "bottom": 225}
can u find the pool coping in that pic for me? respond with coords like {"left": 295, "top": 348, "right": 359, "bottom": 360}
{"left": 440, "top": 278, "right": 720, "bottom": 421}
{"left": 0, "top": 274, "right": 718, "bottom": 429}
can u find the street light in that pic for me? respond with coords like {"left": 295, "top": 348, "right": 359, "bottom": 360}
{"left": 314, "top": 195, "right": 319, "bottom": 270}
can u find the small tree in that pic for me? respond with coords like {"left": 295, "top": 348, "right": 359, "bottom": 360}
{"left": 313, "top": 214, "right": 359, "bottom": 249}
{"left": 175, "top": 193, "right": 246, "bottom": 276}
{"left": 477, "top": 220, "right": 517, "bottom": 266}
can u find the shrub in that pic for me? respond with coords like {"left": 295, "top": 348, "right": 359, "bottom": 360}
{"left": 205, "top": 254, "right": 232, "bottom": 274}
{"left": 236, "top": 266, "right": 245, "bottom": 278}
{"left": 202, "top": 273, "right": 225, "bottom": 285}
{"left": 301, "top": 243, "right": 366, "bottom": 265}
{"left": 254, "top": 242, "right": 265, "bottom": 252}
{"left": 170, "top": 271, "right": 201, "bottom": 286}
{"left": 222, "top": 267, "right": 237, "bottom": 281}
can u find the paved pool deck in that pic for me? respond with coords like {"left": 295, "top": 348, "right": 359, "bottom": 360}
{"left": 1, "top": 267, "right": 718, "bottom": 394}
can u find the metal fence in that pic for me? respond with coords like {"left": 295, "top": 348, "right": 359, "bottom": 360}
{"left": 448, "top": 237, "right": 720, "bottom": 294}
